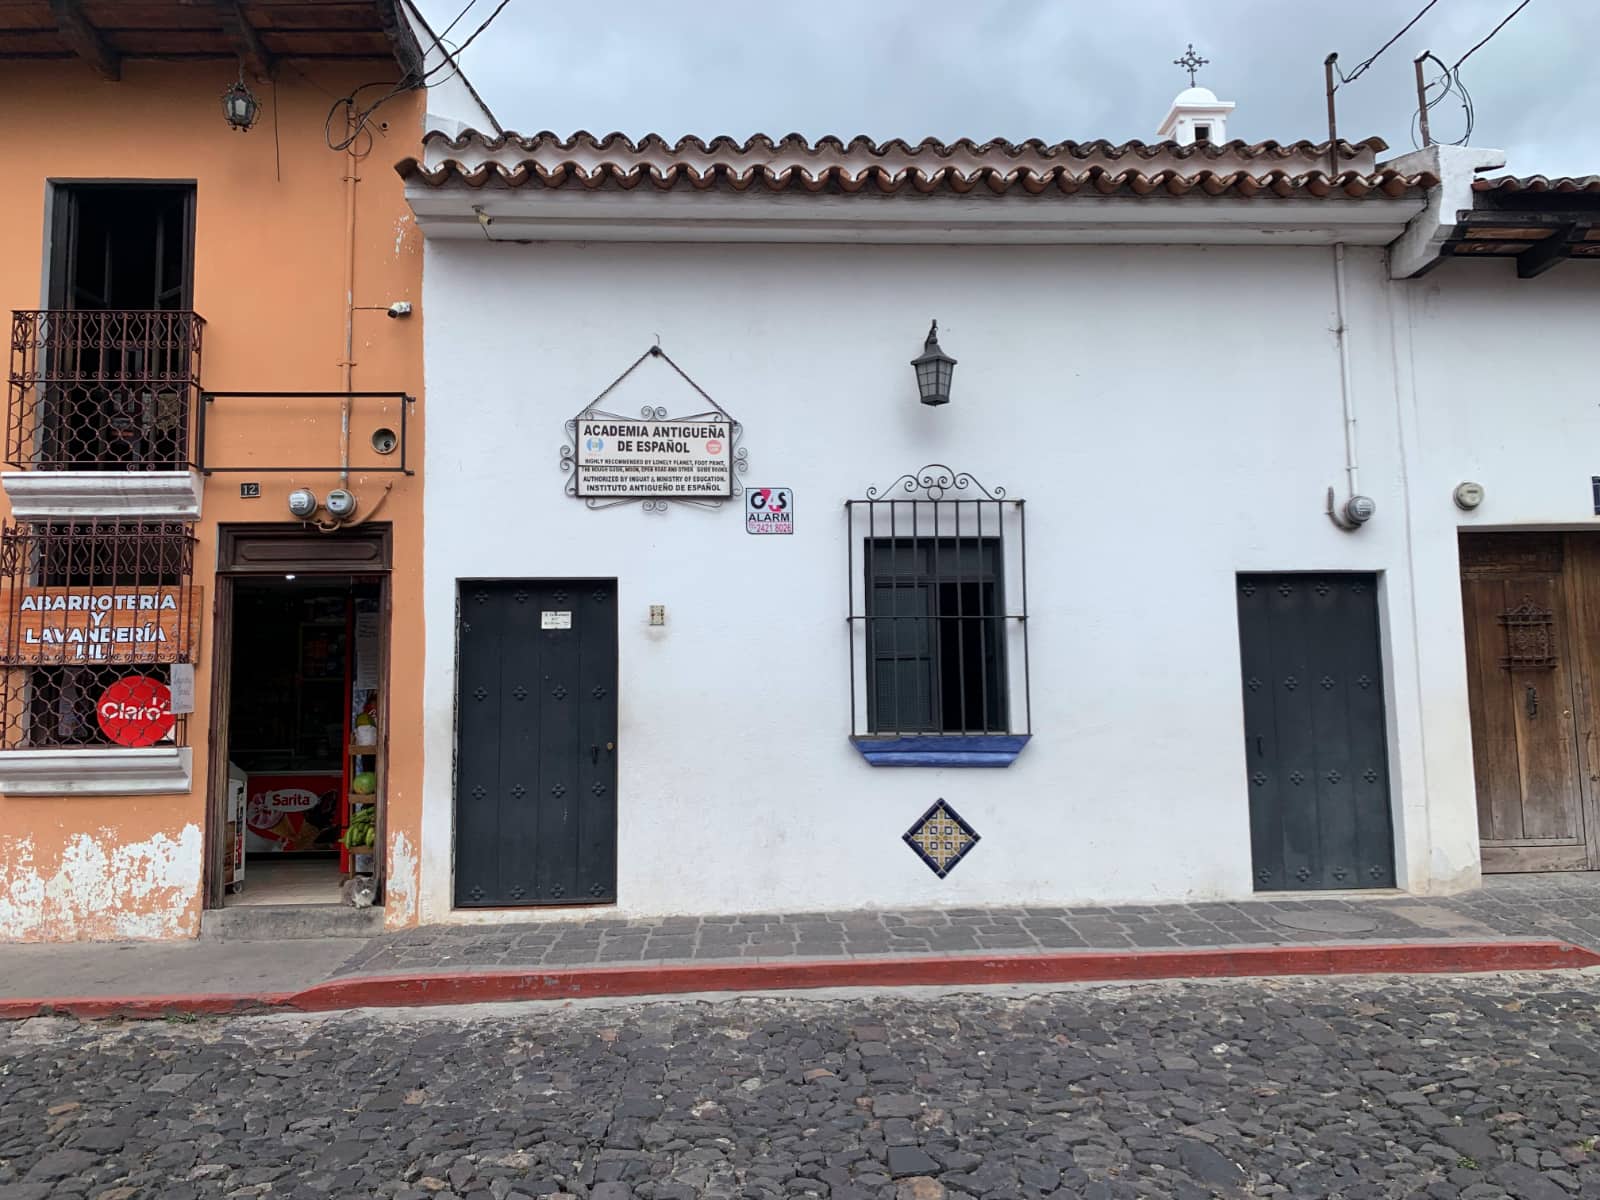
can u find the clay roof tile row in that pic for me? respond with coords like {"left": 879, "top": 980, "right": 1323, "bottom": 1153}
{"left": 1473, "top": 174, "right": 1600, "bottom": 195}
{"left": 420, "top": 128, "right": 1391, "bottom": 162}
{"left": 398, "top": 157, "right": 1436, "bottom": 200}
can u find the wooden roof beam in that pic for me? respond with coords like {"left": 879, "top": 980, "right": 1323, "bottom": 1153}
{"left": 47, "top": 0, "right": 118, "bottom": 80}
{"left": 1518, "top": 222, "right": 1591, "bottom": 279}
{"left": 213, "top": 0, "right": 274, "bottom": 78}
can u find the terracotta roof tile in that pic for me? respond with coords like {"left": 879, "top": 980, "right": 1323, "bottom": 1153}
{"left": 398, "top": 157, "right": 1434, "bottom": 200}
{"left": 421, "top": 128, "right": 1390, "bottom": 162}
{"left": 402, "top": 129, "right": 1431, "bottom": 201}
{"left": 1473, "top": 174, "right": 1600, "bottom": 195}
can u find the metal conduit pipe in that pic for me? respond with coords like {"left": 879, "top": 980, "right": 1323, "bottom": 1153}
{"left": 1326, "top": 242, "right": 1376, "bottom": 530}
{"left": 339, "top": 115, "right": 359, "bottom": 488}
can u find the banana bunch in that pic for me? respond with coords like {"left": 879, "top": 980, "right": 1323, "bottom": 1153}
{"left": 344, "top": 806, "right": 376, "bottom": 850}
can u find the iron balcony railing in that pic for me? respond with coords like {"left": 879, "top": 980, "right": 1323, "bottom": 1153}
{"left": 7, "top": 309, "right": 205, "bottom": 471}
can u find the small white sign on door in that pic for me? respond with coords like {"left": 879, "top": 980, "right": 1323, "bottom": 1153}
{"left": 541, "top": 611, "right": 573, "bottom": 630}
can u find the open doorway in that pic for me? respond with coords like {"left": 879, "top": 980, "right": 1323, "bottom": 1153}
{"left": 218, "top": 574, "right": 384, "bottom": 907}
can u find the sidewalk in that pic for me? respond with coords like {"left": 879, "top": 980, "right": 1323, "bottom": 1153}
{"left": 3, "top": 874, "right": 1598, "bottom": 1018}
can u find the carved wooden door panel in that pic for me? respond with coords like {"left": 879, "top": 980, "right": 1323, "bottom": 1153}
{"left": 1461, "top": 534, "right": 1594, "bottom": 872}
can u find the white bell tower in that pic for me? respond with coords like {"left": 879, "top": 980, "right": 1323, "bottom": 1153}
{"left": 1158, "top": 45, "right": 1234, "bottom": 146}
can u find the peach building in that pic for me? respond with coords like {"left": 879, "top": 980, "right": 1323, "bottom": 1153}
{"left": 0, "top": 0, "right": 495, "bottom": 940}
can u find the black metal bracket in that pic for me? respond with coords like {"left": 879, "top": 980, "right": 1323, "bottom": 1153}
{"left": 197, "top": 391, "right": 416, "bottom": 476}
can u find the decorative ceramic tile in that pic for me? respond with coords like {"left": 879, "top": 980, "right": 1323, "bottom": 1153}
{"left": 903, "top": 799, "right": 980, "bottom": 879}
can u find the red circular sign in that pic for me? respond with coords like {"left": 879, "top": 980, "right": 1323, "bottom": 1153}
{"left": 96, "top": 676, "right": 174, "bottom": 748}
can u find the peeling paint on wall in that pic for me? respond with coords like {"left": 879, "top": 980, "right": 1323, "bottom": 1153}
{"left": 385, "top": 829, "right": 418, "bottom": 929}
{"left": 0, "top": 825, "right": 202, "bottom": 942}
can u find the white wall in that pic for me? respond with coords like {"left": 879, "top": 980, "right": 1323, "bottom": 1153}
{"left": 1397, "top": 260, "right": 1600, "bottom": 890}
{"left": 419, "top": 238, "right": 1463, "bottom": 924}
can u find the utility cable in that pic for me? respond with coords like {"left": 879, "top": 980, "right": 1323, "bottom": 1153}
{"left": 1336, "top": 0, "right": 1443, "bottom": 87}
{"left": 1452, "top": 0, "right": 1531, "bottom": 68}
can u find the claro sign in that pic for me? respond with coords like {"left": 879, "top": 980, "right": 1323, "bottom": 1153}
{"left": 0, "top": 586, "right": 202, "bottom": 665}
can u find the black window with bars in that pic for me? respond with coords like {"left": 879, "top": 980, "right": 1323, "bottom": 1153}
{"left": 0, "top": 521, "right": 197, "bottom": 750}
{"left": 847, "top": 467, "right": 1029, "bottom": 739}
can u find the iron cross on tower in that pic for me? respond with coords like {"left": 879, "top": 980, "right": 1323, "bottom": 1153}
{"left": 1174, "top": 43, "right": 1208, "bottom": 86}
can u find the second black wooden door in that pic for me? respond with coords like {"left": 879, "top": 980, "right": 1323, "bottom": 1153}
{"left": 455, "top": 579, "right": 617, "bottom": 907}
{"left": 1237, "top": 573, "right": 1395, "bottom": 890}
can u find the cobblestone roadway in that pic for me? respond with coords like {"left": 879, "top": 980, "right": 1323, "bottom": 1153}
{"left": 3, "top": 974, "right": 1599, "bottom": 1200}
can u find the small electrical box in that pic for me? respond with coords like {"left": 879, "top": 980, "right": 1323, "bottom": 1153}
{"left": 649, "top": 605, "right": 666, "bottom": 627}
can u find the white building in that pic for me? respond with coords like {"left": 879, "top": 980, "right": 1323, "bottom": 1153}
{"left": 401, "top": 84, "right": 1600, "bottom": 924}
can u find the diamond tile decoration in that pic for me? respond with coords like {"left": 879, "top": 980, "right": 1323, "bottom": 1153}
{"left": 1277, "top": 582, "right": 1293, "bottom": 597}
{"left": 1326, "top": 769, "right": 1342, "bottom": 784}
{"left": 473, "top": 687, "right": 488, "bottom": 702}
{"left": 1240, "top": 582, "right": 1257, "bottom": 597}
{"left": 551, "top": 684, "right": 568, "bottom": 700}
{"left": 513, "top": 589, "right": 530, "bottom": 604}
{"left": 591, "top": 781, "right": 607, "bottom": 796}
{"left": 1319, "top": 675, "right": 1335, "bottom": 690}
{"left": 512, "top": 685, "right": 528, "bottom": 701}
{"left": 903, "top": 799, "right": 980, "bottom": 879}
{"left": 510, "top": 784, "right": 526, "bottom": 799}
{"left": 588, "top": 882, "right": 607, "bottom": 897}
{"left": 1356, "top": 674, "right": 1373, "bottom": 690}
{"left": 1251, "top": 771, "right": 1267, "bottom": 786}
{"left": 1245, "top": 677, "right": 1262, "bottom": 692}
{"left": 1288, "top": 771, "right": 1305, "bottom": 785}
{"left": 508, "top": 884, "right": 526, "bottom": 899}
{"left": 1283, "top": 676, "right": 1299, "bottom": 691}
{"left": 550, "top": 783, "right": 567, "bottom": 798}
{"left": 1315, "top": 581, "right": 1330, "bottom": 596}
{"left": 1363, "top": 768, "right": 1380, "bottom": 783}
{"left": 592, "top": 686, "right": 609, "bottom": 700}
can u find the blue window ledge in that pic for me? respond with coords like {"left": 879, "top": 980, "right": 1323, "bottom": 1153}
{"left": 851, "top": 734, "right": 1031, "bottom": 768}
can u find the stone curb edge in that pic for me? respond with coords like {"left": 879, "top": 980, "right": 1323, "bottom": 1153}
{"left": 3, "top": 939, "right": 1594, "bottom": 1020}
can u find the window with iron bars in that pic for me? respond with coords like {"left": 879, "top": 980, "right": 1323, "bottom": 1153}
{"left": 0, "top": 521, "right": 197, "bottom": 750}
{"left": 846, "top": 467, "right": 1030, "bottom": 747}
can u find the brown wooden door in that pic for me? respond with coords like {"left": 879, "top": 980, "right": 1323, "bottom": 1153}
{"left": 1461, "top": 533, "right": 1600, "bottom": 872}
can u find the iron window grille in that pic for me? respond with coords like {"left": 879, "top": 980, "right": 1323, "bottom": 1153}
{"left": 0, "top": 520, "right": 197, "bottom": 749}
{"left": 6, "top": 309, "right": 204, "bottom": 470}
{"left": 846, "top": 466, "right": 1030, "bottom": 738}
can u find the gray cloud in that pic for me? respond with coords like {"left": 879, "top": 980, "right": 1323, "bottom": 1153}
{"left": 415, "top": 0, "right": 1598, "bottom": 177}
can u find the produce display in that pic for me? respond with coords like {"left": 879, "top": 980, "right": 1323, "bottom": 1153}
{"left": 351, "top": 770, "right": 377, "bottom": 795}
{"left": 343, "top": 805, "right": 376, "bottom": 851}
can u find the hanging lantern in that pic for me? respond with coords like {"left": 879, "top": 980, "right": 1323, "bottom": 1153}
{"left": 221, "top": 72, "right": 261, "bottom": 132}
{"left": 911, "top": 320, "right": 957, "bottom": 407}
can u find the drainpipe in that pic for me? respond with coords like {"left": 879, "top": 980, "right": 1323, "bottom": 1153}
{"left": 1326, "top": 243, "right": 1376, "bottom": 531}
{"left": 339, "top": 115, "right": 359, "bottom": 488}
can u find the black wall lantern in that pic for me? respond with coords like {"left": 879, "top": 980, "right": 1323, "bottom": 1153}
{"left": 911, "top": 320, "right": 957, "bottom": 406}
{"left": 222, "top": 70, "right": 261, "bottom": 132}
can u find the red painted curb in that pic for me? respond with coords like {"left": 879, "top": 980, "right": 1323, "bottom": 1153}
{"left": 3, "top": 939, "right": 1595, "bottom": 1021}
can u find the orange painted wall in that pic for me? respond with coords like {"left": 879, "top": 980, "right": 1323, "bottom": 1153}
{"left": 0, "top": 60, "right": 426, "bottom": 940}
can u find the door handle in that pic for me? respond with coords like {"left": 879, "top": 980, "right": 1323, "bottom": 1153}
{"left": 1526, "top": 685, "right": 1538, "bottom": 720}
{"left": 1255, "top": 735, "right": 1264, "bottom": 757}
{"left": 591, "top": 744, "right": 599, "bottom": 765}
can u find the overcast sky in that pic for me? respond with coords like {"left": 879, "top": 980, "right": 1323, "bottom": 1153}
{"left": 413, "top": 0, "right": 1597, "bottom": 178}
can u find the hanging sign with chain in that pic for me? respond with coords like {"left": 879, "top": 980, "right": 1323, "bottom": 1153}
{"left": 561, "top": 345, "right": 747, "bottom": 512}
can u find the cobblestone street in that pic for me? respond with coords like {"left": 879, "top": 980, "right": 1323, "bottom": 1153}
{"left": 3, "top": 972, "right": 1599, "bottom": 1200}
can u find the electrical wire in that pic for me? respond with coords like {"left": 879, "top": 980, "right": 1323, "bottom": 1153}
{"left": 1335, "top": 0, "right": 1442, "bottom": 87}
{"left": 322, "top": 0, "right": 515, "bottom": 153}
{"left": 1452, "top": 0, "right": 1531, "bottom": 68}
{"left": 1409, "top": 1, "right": 1528, "bottom": 149}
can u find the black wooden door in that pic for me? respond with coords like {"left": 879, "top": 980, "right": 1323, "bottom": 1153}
{"left": 455, "top": 579, "right": 618, "bottom": 907}
{"left": 1237, "top": 573, "right": 1395, "bottom": 891}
